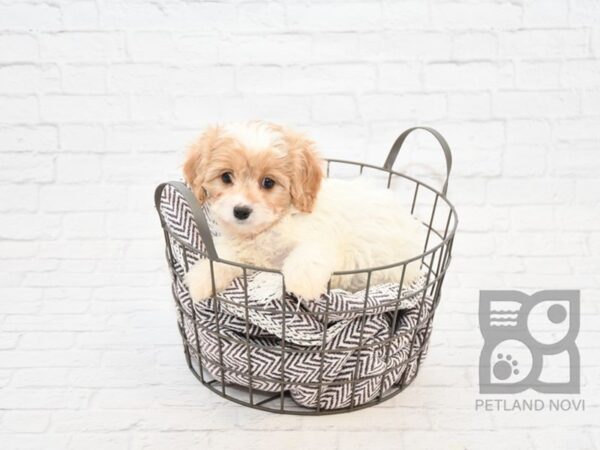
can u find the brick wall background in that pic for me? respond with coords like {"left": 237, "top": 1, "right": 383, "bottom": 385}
{"left": 1, "top": 0, "right": 599, "bottom": 448}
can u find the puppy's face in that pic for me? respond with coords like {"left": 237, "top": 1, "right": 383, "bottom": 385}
{"left": 183, "top": 122, "right": 323, "bottom": 237}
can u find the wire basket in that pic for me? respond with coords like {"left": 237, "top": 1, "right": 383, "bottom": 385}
{"left": 154, "top": 127, "right": 458, "bottom": 414}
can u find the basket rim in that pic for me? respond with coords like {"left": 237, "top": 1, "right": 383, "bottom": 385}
{"left": 155, "top": 157, "right": 458, "bottom": 276}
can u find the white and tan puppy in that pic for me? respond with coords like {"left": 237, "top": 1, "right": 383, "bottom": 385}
{"left": 183, "top": 121, "right": 424, "bottom": 302}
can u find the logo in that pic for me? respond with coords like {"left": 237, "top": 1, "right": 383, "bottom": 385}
{"left": 478, "top": 290, "right": 580, "bottom": 394}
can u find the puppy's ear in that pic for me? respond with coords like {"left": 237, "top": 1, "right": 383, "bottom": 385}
{"left": 285, "top": 129, "right": 324, "bottom": 213}
{"left": 183, "top": 125, "right": 220, "bottom": 203}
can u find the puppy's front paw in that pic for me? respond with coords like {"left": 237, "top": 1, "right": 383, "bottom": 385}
{"left": 184, "top": 260, "right": 215, "bottom": 302}
{"left": 184, "top": 259, "right": 240, "bottom": 303}
{"left": 282, "top": 258, "right": 330, "bottom": 301}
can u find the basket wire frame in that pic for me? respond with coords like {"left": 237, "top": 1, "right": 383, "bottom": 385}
{"left": 155, "top": 127, "right": 458, "bottom": 415}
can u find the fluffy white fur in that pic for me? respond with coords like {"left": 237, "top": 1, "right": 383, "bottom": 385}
{"left": 182, "top": 121, "right": 425, "bottom": 302}
{"left": 185, "top": 176, "right": 425, "bottom": 301}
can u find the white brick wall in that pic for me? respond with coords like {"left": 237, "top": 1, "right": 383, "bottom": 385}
{"left": 1, "top": 0, "right": 599, "bottom": 449}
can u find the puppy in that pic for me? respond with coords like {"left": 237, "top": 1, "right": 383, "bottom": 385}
{"left": 183, "top": 121, "right": 424, "bottom": 302}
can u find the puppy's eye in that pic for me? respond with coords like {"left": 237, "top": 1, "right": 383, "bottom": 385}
{"left": 261, "top": 177, "right": 275, "bottom": 189}
{"left": 221, "top": 172, "right": 233, "bottom": 184}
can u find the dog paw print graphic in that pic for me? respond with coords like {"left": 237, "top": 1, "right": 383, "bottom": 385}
{"left": 479, "top": 290, "right": 579, "bottom": 394}
{"left": 488, "top": 341, "right": 532, "bottom": 385}
{"left": 494, "top": 353, "right": 519, "bottom": 380}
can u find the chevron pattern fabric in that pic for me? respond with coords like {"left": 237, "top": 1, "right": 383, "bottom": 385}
{"left": 159, "top": 184, "right": 435, "bottom": 411}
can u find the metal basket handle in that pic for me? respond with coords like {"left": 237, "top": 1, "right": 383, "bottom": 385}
{"left": 154, "top": 181, "right": 219, "bottom": 260}
{"left": 383, "top": 127, "right": 452, "bottom": 195}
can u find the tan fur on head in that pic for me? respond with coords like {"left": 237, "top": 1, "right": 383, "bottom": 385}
{"left": 182, "top": 121, "right": 324, "bottom": 237}
{"left": 182, "top": 124, "right": 222, "bottom": 203}
{"left": 283, "top": 129, "right": 323, "bottom": 213}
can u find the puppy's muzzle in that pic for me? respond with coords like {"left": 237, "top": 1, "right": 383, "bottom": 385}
{"left": 233, "top": 205, "right": 252, "bottom": 221}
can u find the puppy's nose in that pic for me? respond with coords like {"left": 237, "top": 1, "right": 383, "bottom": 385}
{"left": 233, "top": 205, "right": 252, "bottom": 220}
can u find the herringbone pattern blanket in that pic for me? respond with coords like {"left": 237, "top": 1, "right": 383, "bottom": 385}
{"left": 159, "top": 184, "right": 434, "bottom": 410}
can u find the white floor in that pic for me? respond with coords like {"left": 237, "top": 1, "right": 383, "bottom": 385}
{"left": 2, "top": 285, "right": 597, "bottom": 450}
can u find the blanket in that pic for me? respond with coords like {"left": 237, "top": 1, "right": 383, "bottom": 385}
{"left": 159, "top": 183, "right": 434, "bottom": 410}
